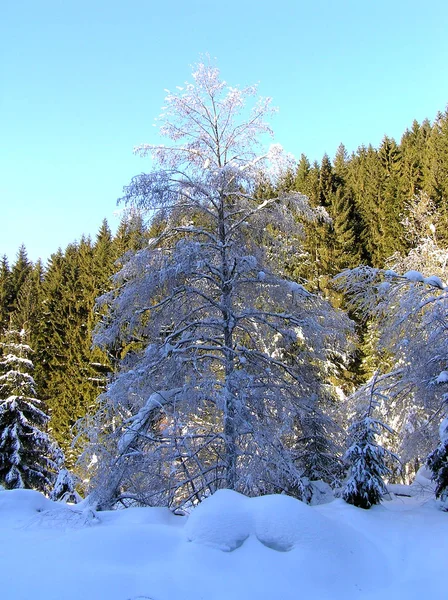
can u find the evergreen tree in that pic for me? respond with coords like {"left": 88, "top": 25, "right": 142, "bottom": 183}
{"left": 329, "top": 144, "right": 363, "bottom": 272}
{"left": 10, "top": 245, "right": 32, "bottom": 312}
{"left": 425, "top": 109, "right": 448, "bottom": 243}
{"left": 342, "top": 373, "right": 395, "bottom": 509}
{"left": 427, "top": 418, "right": 448, "bottom": 509}
{"left": 0, "top": 329, "right": 60, "bottom": 491}
{"left": 376, "top": 136, "right": 406, "bottom": 260}
{"left": 400, "top": 119, "right": 429, "bottom": 199}
{"left": 37, "top": 242, "right": 105, "bottom": 463}
{"left": 0, "top": 256, "right": 13, "bottom": 332}
{"left": 11, "top": 260, "right": 45, "bottom": 343}
{"left": 50, "top": 467, "right": 81, "bottom": 503}
{"left": 318, "top": 153, "right": 334, "bottom": 207}
{"left": 294, "top": 154, "right": 311, "bottom": 194}
{"left": 92, "top": 220, "right": 115, "bottom": 295}
{"left": 113, "top": 212, "right": 148, "bottom": 258}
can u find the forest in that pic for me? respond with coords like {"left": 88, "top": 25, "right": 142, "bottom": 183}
{"left": 1, "top": 62, "right": 448, "bottom": 511}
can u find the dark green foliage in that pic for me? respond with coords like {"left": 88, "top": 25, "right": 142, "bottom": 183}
{"left": 427, "top": 419, "right": 448, "bottom": 507}
{"left": 0, "top": 256, "right": 13, "bottom": 332}
{"left": 11, "top": 260, "right": 45, "bottom": 337}
{"left": 29, "top": 220, "right": 149, "bottom": 465}
{"left": 10, "top": 245, "right": 33, "bottom": 312}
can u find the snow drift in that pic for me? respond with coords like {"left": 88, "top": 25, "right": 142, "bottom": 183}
{"left": 0, "top": 487, "right": 447, "bottom": 600}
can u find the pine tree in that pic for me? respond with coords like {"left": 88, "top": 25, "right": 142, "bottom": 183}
{"left": 11, "top": 260, "right": 45, "bottom": 341}
{"left": 427, "top": 418, "right": 448, "bottom": 508}
{"left": 10, "top": 245, "right": 32, "bottom": 312}
{"left": 0, "top": 329, "right": 61, "bottom": 491}
{"left": 0, "top": 256, "right": 13, "bottom": 333}
{"left": 425, "top": 109, "right": 448, "bottom": 244}
{"left": 294, "top": 154, "right": 311, "bottom": 194}
{"left": 329, "top": 144, "right": 363, "bottom": 272}
{"left": 50, "top": 467, "right": 81, "bottom": 503}
{"left": 342, "top": 372, "right": 395, "bottom": 509}
{"left": 113, "top": 212, "right": 148, "bottom": 258}
{"left": 318, "top": 153, "right": 334, "bottom": 207}
{"left": 376, "top": 136, "right": 406, "bottom": 261}
{"left": 37, "top": 242, "right": 106, "bottom": 463}
{"left": 400, "top": 119, "right": 428, "bottom": 199}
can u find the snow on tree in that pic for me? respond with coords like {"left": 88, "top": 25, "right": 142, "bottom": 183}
{"left": 50, "top": 467, "right": 82, "bottom": 503}
{"left": 343, "top": 372, "right": 397, "bottom": 509}
{"left": 0, "top": 329, "right": 62, "bottom": 492}
{"left": 85, "top": 59, "right": 355, "bottom": 510}
{"left": 427, "top": 418, "right": 448, "bottom": 509}
{"left": 335, "top": 222, "right": 448, "bottom": 480}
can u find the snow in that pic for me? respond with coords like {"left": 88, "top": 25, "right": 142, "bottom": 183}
{"left": 286, "top": 281, "right": 311, "bottom": 297}
{"left": 439, "top": 417, "right": 448, "bottom": 443}
{"left": 436, "top": 370, "right": 448, "bottom": 384}
{"left": 403, "top": 270, "right": 425, "bottom": 282}
{"left": 424, "top": 275, "right": 445, "bottom": 289}
{"left": 383, "top": 269, "right": 400, "bottom": 278}
{"left": 1, "top": 487, "right": 447, "bottom": 600}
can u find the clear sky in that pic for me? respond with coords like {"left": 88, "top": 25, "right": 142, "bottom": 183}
{"left": 2, "top": 0, "right": 448, "bottom": 265}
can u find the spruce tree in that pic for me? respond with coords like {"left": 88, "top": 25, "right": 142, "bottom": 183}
{"left": 0, "top": 256, "right": 13, "bottom": 333}
{"left": 37, "top": 242, "right": 104, "bottom": 463}
{"left": 426, "top": 109, "right": 448, "bottom": 244}
{"left": 294, "top": 154, "right": 311, "bottom": 194}
{"left": 318, "top": 153, "right": 334, "bottom": 207}
{"left": 427, "top": 418, "right": 448, "bottom": 509}
{"left": 11, "top": 260, "right": 44, "bottom": 342}
{"left": 0, "top": 329, "right": 60, "bottom": 491}
{"left": 343, "top": 372, "right": 395, "bottom": 509}
{"left": 10, "top": 245, "right": 32, "bottom": 312}
{"left": 329, "top": 144, "right": 363, "bottom": 272}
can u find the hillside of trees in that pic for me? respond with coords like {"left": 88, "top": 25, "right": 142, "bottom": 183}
{"left": 1, "top": 65, "right": 448, "bottom": 510}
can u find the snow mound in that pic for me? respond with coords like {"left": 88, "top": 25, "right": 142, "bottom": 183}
{"left": 0, "top": 488, "right": 55, "bottom": 516}
{"left": 251, "top": 493, "right": 329, "bottom": 551}
{"left": 0, "top": 489, "right": 100, "bottom": 530}
{"left": 184, "top": 489, "right": 252, "bottom": 551}
{"left": 184, "top": 489, "right": 335, "bottom": 553}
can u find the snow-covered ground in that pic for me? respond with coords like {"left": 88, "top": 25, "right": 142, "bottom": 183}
{"left": 0, "top": 485, "right": 446, "bottom": 600}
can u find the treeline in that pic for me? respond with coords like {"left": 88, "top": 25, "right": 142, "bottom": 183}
{"left": 278, "top": 107, "right": 448, "bottom": 286}
{"left": 1, "top": 106, "right": 448, "bottom": 469}
{"left": 0, "top": 215, "right": 148, "bottom": 464}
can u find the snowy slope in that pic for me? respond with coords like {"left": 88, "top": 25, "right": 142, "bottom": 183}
{"left": 0, "top": 488, "right": 446, "bottom": 600}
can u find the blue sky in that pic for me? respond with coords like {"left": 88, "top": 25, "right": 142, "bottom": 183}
{"left": 2, "top": 0, "right": 448, "bottom": 264}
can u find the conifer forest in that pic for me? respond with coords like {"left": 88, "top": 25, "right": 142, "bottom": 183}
{"left": 2, "top": 62, "right": 448, "bottom": 511}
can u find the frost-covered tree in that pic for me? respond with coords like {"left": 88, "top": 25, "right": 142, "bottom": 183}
{"left": 0, "top": 329, "right": 61, "bottom": 492}
{"left": 427, "top": 418, "right": 448, "bottom": 508}
{"left": 87, "top": 60, "right": 354, "bottom": 510}
{"left": 335, "top": 206, "right": 448, "bottom": 479}
{"left": 343, "top": 372, "right": 396, "bottom": 509}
